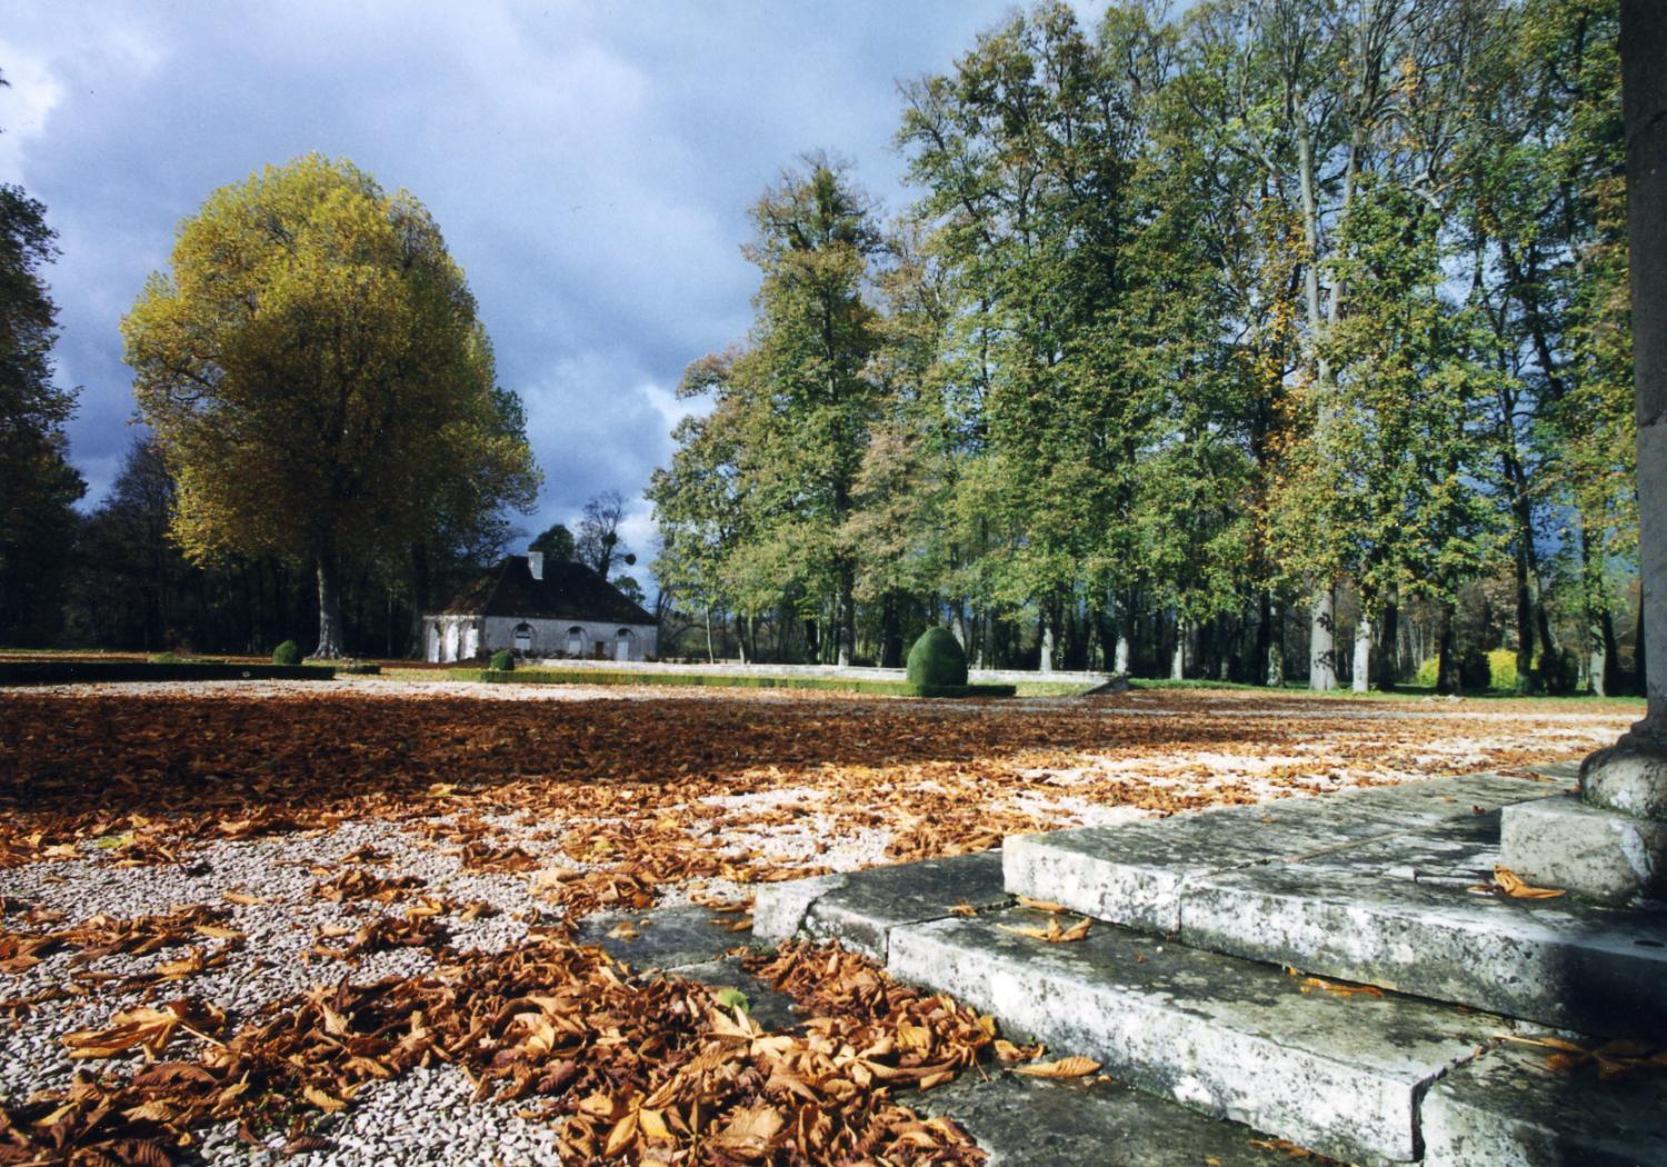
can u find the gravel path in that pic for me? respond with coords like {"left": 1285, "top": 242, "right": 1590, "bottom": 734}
{"left": 0, "top": 682, "right": 1639, "bottom": 1164}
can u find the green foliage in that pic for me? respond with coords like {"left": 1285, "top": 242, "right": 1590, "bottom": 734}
{"left": 1413, "top": 657, "right": 1441, "bottom": 689}
{"left": 123, "top": 154, "right": 540, "bottom": 656}
{"left": 906, "top": 627, "right": 968, "bottom": 689}
{"left": 271, "top": 640, "right": 303, "bottom": 666}
{"left": 1414, "top": 649, "right": 1521, "bottom": 692}
{"left": 1486, "top": 649, "right": 1519, "bottom": 694}
{"left": 0, "top": 171, "right": 85, "bottom": 644}
{"left": 489, "top": 649, "right": 514, "bottom": 672}
{"left": 650, "top": 156, "right": 884, "bottom": 662}
{"left": 529, "top": 523, "right": 576, "bottom": 563}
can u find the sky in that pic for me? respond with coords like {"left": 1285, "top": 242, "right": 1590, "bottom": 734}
{"left": 0, "top": 1, "right": 1102, "bottom": 573}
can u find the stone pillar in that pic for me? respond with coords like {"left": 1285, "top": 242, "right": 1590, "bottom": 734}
{"left": 1500, "top": 0, "right": 1667, "bottom": 904}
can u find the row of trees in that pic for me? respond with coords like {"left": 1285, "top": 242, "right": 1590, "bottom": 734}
{"left": 650, "top": 0, "right": 1639, "bottom": 691}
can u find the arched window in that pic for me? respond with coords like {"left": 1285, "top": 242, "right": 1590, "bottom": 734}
{"left": 513, "top": 623, "right": 533, "bottom": 654}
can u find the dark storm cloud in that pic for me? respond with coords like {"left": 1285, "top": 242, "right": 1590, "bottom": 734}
{"left": 0, "top": 1, "right": 1086, "bottom": 561}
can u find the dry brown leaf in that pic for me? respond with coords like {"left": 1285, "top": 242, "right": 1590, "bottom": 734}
{"left": 1493, "top": 867, "right": 1567, "bottom": 899}
{"left": 1013, "top": 1055, "right": 1101, "bottom": 1079}
{"left": 1300, "top": 977, "right": 1385, "bottom": 999}
{"left": 997, "top": 915, "right": 1091, "bottom": 943}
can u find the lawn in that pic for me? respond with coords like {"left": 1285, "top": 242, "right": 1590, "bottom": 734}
{"left": 0, "top": 682, "right": 1637, "bottom": 1164}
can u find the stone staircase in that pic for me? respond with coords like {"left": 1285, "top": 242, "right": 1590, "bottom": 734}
{"left": 755, "top": 770, "right": 1667, "bottom": 1165}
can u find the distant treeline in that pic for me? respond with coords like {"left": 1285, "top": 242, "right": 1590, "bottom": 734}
{"left": 650, "top": 0, "right": 1641, "bottom": 693}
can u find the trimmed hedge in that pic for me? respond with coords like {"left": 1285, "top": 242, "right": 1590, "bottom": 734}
{"left": 906, "top": 627, "right": 968, "bottom": 689}
{"left": 0, "top": 662, "right": 337, "bottom": 686}
{"left": 272, "top": 640, "right": 303, "bottom": 665}
{"left": 449, "top": 667, "right": 1016, "bottom": 698}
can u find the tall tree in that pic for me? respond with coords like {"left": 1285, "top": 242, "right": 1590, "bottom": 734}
{"left": 0, "top": 67, "right": 85, "bottom": 644}
{"left": 530, "top": 522, "right": 576, "bottom": 562}
{"left": 575, "top": 490, "right": 632, "bottom": 579}
{"left": 123, "top": 154, "right": 540, "bottom": 657}
{"left": 656, "top": 156, "right": 885, "bottom": 665}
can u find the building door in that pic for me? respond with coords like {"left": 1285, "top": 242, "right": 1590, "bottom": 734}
{"left": 615, "top": 629, "right": 634, "bottom": 662}
{"left": 567, "top": 626, "right": 584, "bottom": 657}
{"left": 514, "top": 624, "right": 533, "bottom": 655}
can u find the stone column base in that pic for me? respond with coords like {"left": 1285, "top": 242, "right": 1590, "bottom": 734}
{"left": 1501, "top": 795, "right": 1666, "bottom": 905}
{"left": 1501, "top": 743, "right": 1667, "bottom": 905}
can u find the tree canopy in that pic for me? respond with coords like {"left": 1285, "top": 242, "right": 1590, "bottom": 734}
{"left": 652, "top": 0, "right": 1636, "bottom": 693}
{"left": 0, "top": 67, "right": 85, "bottom": 645}
{"left": 123, "top": 154, "right": 540, "bottom": 656}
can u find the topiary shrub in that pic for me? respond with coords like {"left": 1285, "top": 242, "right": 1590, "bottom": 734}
{"left": 489, "top": 649, "right": 514, "bottom": 672}
{"left": 1486, "top": 648, "right": 1519, "bottom": 693}
{"left": 906, "top": 627, "right": 968, "bottom": 689}
{"left": 272, "top": 640, "right": 303, "bottom": 666}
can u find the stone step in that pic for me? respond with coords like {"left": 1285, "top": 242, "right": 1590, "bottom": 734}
{"left": 1003, "top": 773, "right": 1563, "bottom": 933}
{"left": 1180, "top": 809, "right": 1667, "bottom": 1039}
{"left": 1422, "top": 1037, "right": 1667, "bottom": 1166}
{"left": 886, "top": 906, "right": 1506, "bottom": 1166}
{"left": 753, "top": 850, "right": 1010, "bottom": 960}
{"left": 1004, "top": 777, "right": 1667, "bottom": 1037}
{"left": 915, "top": 1073, "right": 1302, "bottom": 1166}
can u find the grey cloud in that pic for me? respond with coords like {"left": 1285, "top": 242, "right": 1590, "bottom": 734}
{"left": 0, "top": 0, "right": 1039, "bottom": 555}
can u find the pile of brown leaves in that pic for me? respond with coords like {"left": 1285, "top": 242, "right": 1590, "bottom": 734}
{"left": 1, "top": 690, "right": 1617, "bottom": 893}
{"left": 0, "top": 906, "right": 239, "bottom": 975}
{"left": 1, "top": 933, "right": 994, "bottom": 1166}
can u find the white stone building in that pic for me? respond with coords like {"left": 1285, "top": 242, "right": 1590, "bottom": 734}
{"left": 422, "top": 552, "right": 658, "bottom": 664}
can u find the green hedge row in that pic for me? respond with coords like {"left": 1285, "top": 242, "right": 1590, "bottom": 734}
{"left": 449, "top": 667, "right": 1017, "bottom": 698}
{"left": 0, "top": 662, "right": 338, "bottom": 686}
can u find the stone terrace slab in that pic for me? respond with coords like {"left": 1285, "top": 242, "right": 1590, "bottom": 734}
{"left": 915, "top": 1074, "right": 1297, "bottom": 1166}
{"left": 1422, "top": 1038, "right": 1667, "bottom": 1166}
{"left": 1182, "top": 810, "right": 1667, "bottom": 1037}
{"left": 888, "top": 907, "right": 1505, "bottom": 1165}
{"left": 1004, "top": 773, "right": 1559, "bottom": 933}
{"left": 754, "top": 851, "right": 1009, "bottom": 959}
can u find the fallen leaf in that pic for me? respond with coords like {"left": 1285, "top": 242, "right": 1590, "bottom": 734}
{"left": 1014, "top": 1055, "right": 1101, "bottom": 1079}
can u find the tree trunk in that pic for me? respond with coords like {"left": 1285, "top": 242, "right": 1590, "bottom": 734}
{"left": 1436, "top": 602, "right": 1458, "bottom": 694}
{"left": 1352, "top": 614, "right": 1371, "bottom": 693}
{"left": 1039, "top": 607, "right": 1057, "bottom": 674}
{"left": 835, "top": 561, "right": 854, "bottom": 668}
{"left": 1113, "top": 594, "right": 1131, "bottom": 675}
{"left": 1310, "top": 586, "right": 1336, "bottom": 691}
{"left": 1170, "top": 613, "right": 1186, "bottom": 681}
{"left": 1375, "top": 592, "right": 1399, "bottom": 692}
{"left": 880, "top": 597, "right": 903, "bottom": 669}
{"left": 315, "top": 554, "right": 345, "bottom": 659}
{"left": 1266, "top": 599, "right": 1285, "bottom": 687}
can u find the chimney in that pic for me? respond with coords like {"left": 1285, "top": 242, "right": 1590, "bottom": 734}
{"left": 527, "top": 551, "right": 545, "bottom": 581}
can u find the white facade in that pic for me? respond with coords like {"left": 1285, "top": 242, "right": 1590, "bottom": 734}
{"left": 424, "top": 613, "right": 657, "bottom": 664}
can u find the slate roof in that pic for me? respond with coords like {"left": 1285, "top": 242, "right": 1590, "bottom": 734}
{"left": 434, "top": 556, "right": 655, "bottom": 626}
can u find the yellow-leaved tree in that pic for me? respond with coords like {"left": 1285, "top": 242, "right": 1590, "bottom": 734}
{"left": 123, "top": 155, "right": 540, "bottom": 657}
